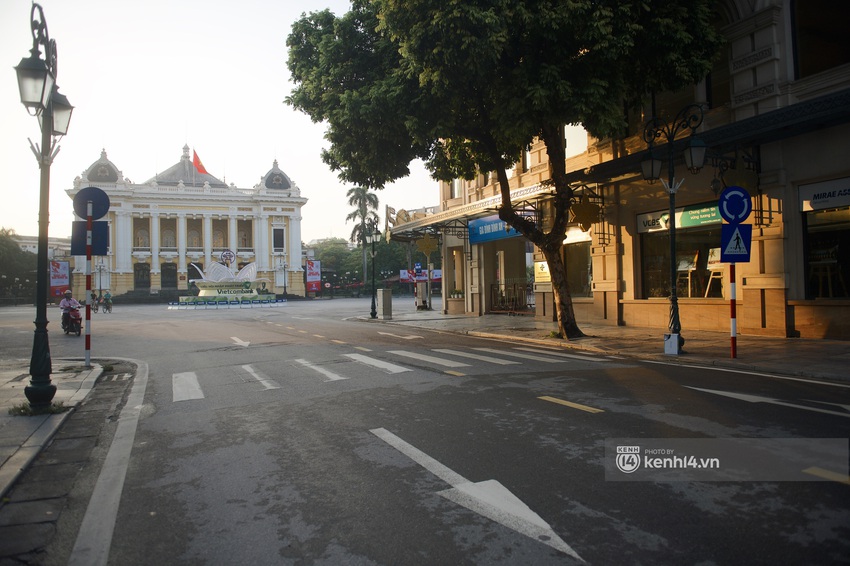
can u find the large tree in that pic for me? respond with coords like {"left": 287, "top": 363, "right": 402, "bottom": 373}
{"left": 287, "top": 0, "right": 721, "bottom": 338}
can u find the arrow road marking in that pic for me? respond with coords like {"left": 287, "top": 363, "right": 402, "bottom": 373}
{"left": 378, "top": 332, "right": 424, "bottom": 340}
{"left": 231, "top": 336, "right": 250, "bottom": 347}
{"left": 370, "top": 428, "right": 584, "bottom": 561}
{"left": 687, "top": 387, "right": 850, "bottom": 418}
{"left": 242, "top": 364, "right": 280, "bottom": 390}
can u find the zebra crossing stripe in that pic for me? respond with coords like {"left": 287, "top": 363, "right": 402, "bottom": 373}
{"left": 173, "top": 372, "right": 204, "bottom": 402}
{"left": 472, "top": 348, "right": 566, "bottom": 363}
{"left": 514, "top": 347, "right": 604, "bottom": 362}
{"left": 242, "top": 364, "right": 280, "bottom": 389}
{"left": 296, "top": 359, "right": 348, "bottom": 381}
{"left": 344, "top": 353, "right": 412, "bottom": 374}
{"left": 432, "top": 348, "right": 519, "bottom": 365}
{"left": 389, "top": 350, "right": 470, "bottom": 368}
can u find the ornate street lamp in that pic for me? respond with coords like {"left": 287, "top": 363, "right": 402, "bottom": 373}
{"left": 641, "top": 104, "right": 706, "bottom": 355}
{"left": 14, "top": 3, "right": 74, "bottom": 409}
{"left": 364, "top": 219, "right": 381, "bottom": 319}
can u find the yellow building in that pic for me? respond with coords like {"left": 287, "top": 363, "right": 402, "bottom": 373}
{"left": 67, "top": 145, "right": 307, "bottom": 300}
{"left": 390, "top": 1, "right": 850, "bottom": 339}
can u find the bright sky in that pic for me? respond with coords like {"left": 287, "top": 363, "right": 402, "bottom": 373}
{"left": 0, "top": 0, "right": 438, "bottom": 244}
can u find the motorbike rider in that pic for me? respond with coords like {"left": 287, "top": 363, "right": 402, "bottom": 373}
{"left": 59, "top": 289, "right": 81, "bottom": 328}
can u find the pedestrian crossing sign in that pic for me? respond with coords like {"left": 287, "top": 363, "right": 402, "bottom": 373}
{"left": 721, "top": 223, "right": 752, "bottom": 263}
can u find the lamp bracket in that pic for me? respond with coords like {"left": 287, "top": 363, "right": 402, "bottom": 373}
{"left": 662, "top": 177, "right": 684, "bottom": 195}
{"left": 28, "top": 137, "right": 61, "bottom": 166}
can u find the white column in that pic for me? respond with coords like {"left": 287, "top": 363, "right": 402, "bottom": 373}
{"left": 288, "top": 215, "right": 302, "bottom": 271}
{"left": 203, "top": 214, "right": 213, "bottom": 267}
{"left": 151, "top": 213, "right": 160, "bottom": 273}
{"left": 228, "top": 215, "right": 238, "bottom": 255}
{"left": 177, "top": 214, "right": 187, "bottom": 273}
{"left": 258, "top": 215, "right": 270, "bottom": 271}
{"left": 115, "top": 211, "right": 132, "bottom": 273}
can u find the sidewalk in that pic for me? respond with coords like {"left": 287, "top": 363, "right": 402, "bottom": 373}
{"left": 370, "top": 303, "right": 850, "bottom": 383}
{"left": 0, "top": 360, "right": 101, "bottom": 500}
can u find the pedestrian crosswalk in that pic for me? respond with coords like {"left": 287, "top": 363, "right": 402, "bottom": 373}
{"left": 170, "top": 346, "right": 609, "bottom": 402}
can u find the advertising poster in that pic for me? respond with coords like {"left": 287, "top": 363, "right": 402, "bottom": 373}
{"left": 399, "top": 269, "right": 442, "bottom": 283}
{"left": 306, "top": 259, "right": 321, "bottom": 292}
{"left": 49, "top": 261, "right": 70, "bottom": 297}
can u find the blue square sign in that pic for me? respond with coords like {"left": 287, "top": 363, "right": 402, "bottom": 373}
{"left": 721, "top": 223, "right": 752, "bottom": 263}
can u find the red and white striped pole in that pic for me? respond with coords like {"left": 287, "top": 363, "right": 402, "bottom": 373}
{"left": 85, "top": 201, "right": 93, "bottom": 368}
{"left": 729, "top": 263, "right": 737, "bottom": 358}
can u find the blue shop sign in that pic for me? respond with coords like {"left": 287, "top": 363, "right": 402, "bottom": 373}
{"left": 469, "top": 215, "right": 520, "bottom": 244}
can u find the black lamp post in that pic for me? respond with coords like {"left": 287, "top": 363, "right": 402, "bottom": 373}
{"left": 641, "top": 104, "right": 706, "bottom": 355}
{"left": 15, "top": 3, "right": 74, "bottom": 409}
{"left": 365, "top": 219, "right": 380, "bottom": 319}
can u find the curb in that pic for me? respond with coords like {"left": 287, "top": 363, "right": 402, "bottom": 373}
{"left": 0, "top": 363, "right": 102, "bottom": 501}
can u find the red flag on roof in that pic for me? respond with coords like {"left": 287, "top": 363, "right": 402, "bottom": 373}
{"left": 192, "top": 150, "right": 209, "bottom": 175}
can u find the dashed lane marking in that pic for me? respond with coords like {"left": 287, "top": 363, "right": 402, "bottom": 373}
{"left": 539, "top": 396, "right": 604, "bottom": 413}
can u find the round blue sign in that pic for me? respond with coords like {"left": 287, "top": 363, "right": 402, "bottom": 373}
{"left": 73, "top": 186, "right": 111, "bottom": 220}
{"left": 718, "top": 185, "right": 752, "bottom": 224}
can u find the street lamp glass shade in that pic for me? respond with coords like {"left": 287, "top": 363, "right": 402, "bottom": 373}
{"left": 14, "top": 50, "right": 55, "bottom": 114}
{"left": 684, "top": 138, "right": 707, "bottom": 174}
{"left": 37, "top": 87, "right": 74, "bottom": 135}
{"left": 641, "top": 156, "right": 663, "bottom": 183}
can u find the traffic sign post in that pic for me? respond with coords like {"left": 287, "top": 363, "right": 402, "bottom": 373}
{"left": 72, "top": 187, "right": 110, "bottom": 369}
{"left": 717, "top": 185, "right": 752, "bottom": 359}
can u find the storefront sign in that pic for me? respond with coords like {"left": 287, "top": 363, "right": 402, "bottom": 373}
{"left": 469, "top": 215, "right": 520, "bottom": 244}
{"left": 799, "top": 177, "right": 850, "bottom": 211}
{"left": 637, "top": 203, "right": 721, "bottom": 233}
{"left": 400, "top": 269, "right": 442, "bottom": 283}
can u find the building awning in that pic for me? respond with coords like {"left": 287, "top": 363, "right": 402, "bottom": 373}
{"left": 389, "top": 183, "right": 556, "bottom": 241}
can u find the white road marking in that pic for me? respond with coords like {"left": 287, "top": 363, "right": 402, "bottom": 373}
{"left": 172, "top": 372, "right": 204, "bottom": 402}
{"left": 242, "top": 364, "right": 280, "bottom": 390}
{"left": 687, "top": 387, "right": 850, "bottom": 418}
{"left": 514, "top": 347, "right": 604, "bottom": 362}
{"left": 344, "top": 353, "right": 412, "bottom": 374}
{"left": 230, "top": 336, "right": 250, "bottom": 347}
{"left": 295, "top": 359, "right": 348, "bottom": 381}
{"left": 432, "top": 349, "right": 519, "bottom": 365}
{"left": 389, "top": 350, "right": 470, "bottom": 368}
{"left": 370, "top": 428, "right": 584, "bottom": 561}
{"left": 473, "top": 348, "right": 566, "bottom": 363}
{"left": 69, "top": 359, "right": 149, "bottom": 566}
{"left": 378, "top": 331, "right": 424, "bottom": 340}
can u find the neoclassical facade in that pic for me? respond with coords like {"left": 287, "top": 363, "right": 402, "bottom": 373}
{"left": 67, "top": 145, "right": 307, "bottom": 298}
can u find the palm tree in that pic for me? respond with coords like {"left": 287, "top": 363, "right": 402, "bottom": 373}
{"left": 346, "top": 186, "right": 379, "bottom": 283}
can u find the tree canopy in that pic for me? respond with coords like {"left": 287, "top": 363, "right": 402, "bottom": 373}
{"left": 287, "top": 0, "right": 722, "bottom": 337}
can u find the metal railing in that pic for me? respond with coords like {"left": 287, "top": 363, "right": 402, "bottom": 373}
{"left": 490, "top": 279, "right": 535, "bottom": 313}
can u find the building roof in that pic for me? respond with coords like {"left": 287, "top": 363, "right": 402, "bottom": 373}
{"left": 83, "top": 149, "right": 121, "bottom": 183}
{"left": 260, "top": 160, "right": 293, "bottom": 191}
{"left": 144, "top": 145, "right": 228, "bottom": 188}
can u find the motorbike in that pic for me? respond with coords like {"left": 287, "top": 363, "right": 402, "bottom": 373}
{"left": 62, "top": 306, "right": 82, "bottom": 336}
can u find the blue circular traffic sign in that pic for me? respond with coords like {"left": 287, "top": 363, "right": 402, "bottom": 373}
{"left": 718, "top": 185, "right": 751, "bottom": 224}
{"left": 73, "top": 186, "right": 111, "bottom": 220}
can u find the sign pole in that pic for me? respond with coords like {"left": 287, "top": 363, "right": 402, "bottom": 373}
{"left": 729, "top": 263, "right": 737, "bottom": 358}
{"left": 85, "top": 201, "right": 93, "bottom": 368}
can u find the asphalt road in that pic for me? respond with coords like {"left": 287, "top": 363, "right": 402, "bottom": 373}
{"left": 2, "top": 300, "right": 849, "bottom": 565}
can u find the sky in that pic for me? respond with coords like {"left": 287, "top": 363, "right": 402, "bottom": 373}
{"left": 0, "top": 0, "right": 439, "bottom": 244}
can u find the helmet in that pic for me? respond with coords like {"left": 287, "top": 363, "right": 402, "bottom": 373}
{"left": 64, "top": 289, "right": 72, "bottom": 296}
